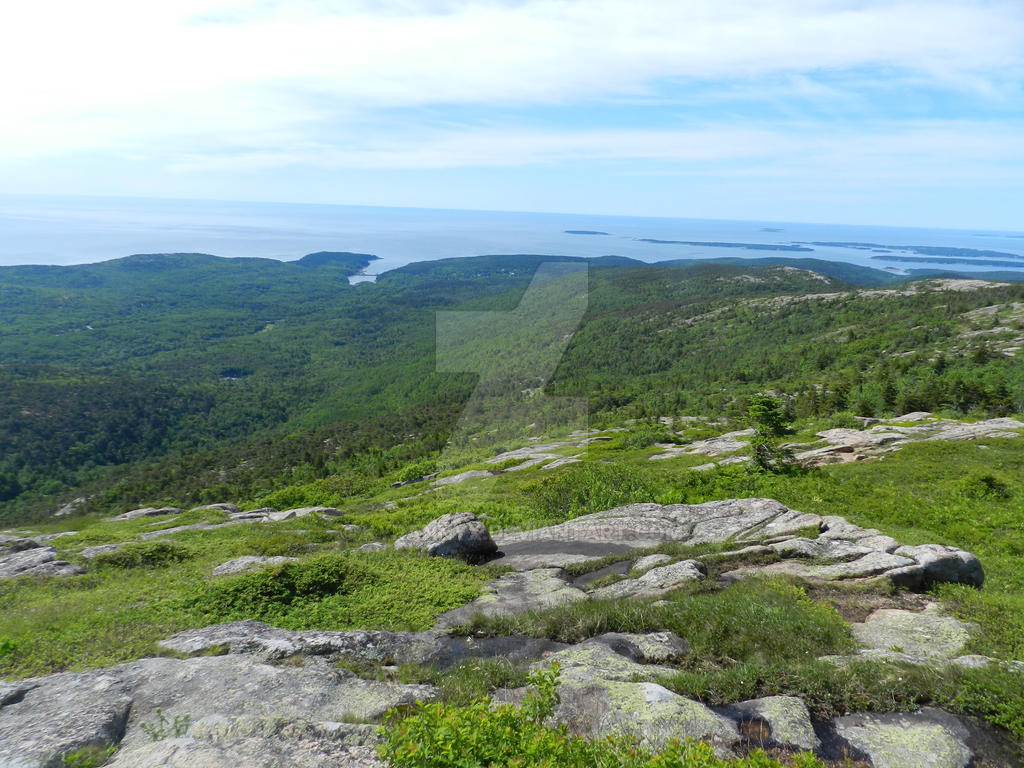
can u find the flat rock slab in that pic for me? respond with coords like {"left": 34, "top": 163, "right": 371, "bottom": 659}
{"left": 212, "top": 556, "right": 299, "bottom": 576}
{"left": 159, "top": 620, "right": 566, "bottom": 672}
{"left": 430, "top": 470, "right": 494, "bottom": 487}
{"left": 493, "top": 499, "right": 821, "bottom": 571}
{"left": 589, "top": 559, "right": 706, "bottom": 600}
{"left": 1, "top": 655, "right": 435, "bottom": 768}
{"left": 0, "top": 670, "right": 132, "bottom": 767}
{"left": 434, "top": 568, "right": 586, "bottom": 628}
{"left": 106, "top": 506, "right": 182, "bottom": 522}
{"left": 834, "top": 709, "right": 973, "bottom": 768}
{"left": 722, "top": 696, "right": 819, "bottom": 751}
{"left": 106, "top": 736, "right": 386, "bottom": 768}
{"left": 850, "top": 604, "right": 977, "bottom": 661}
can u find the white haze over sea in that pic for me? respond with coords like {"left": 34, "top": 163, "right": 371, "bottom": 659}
{"left": 1, "top": 195, "right": 1023, "bottom": 279}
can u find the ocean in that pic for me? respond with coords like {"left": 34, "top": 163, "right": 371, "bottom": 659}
{"left": 1, "top": 194, "right": 1022, "bottom": 279}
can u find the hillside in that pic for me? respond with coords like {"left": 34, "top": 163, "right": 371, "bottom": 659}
{"left": 1, "top": 253, "right": 1023, "bottom": 766}
{"left": 1, "top": 254, "right": 1022, "bottom": 520}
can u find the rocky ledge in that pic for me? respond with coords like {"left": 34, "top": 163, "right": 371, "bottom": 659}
{"left": 5, "top": 612, "right": 1020, "bottom": 768}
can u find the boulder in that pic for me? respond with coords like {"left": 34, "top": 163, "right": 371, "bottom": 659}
{"left": 834, "top": 709, "right": 973, "bottom": 768}
{"left": 434, "top": 567, "right": 586, "bottom": 628}
{"left": 0, "top": 546, "right": 84, "bottom": 580}
{"left": 356, "top": 542, "right": 386, "bottom": 552}
{"left": 725, "top": 696, "right": 819, "bottom": 751}
{"left": 211, "top": 556, "right": 299, "bottom": 576}
{"left": 887, "top": 544, "right": 985, "bottom": 589}
{"left": 0, "top": 535, "right": 43, "bottom": 554}
{"left": 589, "top": 560, "right": 706, "bottom": 600}
{"left": 394, "top": 512, "right": 496, "bottom": 559}
{"left": 556, "top": 680, "right": 739, "bottom": 752}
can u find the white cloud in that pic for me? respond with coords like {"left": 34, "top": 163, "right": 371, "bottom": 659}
{"left": 1, "top": 0, "right": 1023, "bottom": 162}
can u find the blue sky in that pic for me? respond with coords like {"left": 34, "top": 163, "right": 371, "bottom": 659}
{"left": 2, "top": 0, "right": 1023, "bottom": 229}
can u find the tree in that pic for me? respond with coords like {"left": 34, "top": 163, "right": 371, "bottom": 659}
{"left": 746, "top": 394, "right": 794, "bottom": 472}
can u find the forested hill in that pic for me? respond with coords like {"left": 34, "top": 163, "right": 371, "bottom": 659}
{"left": 1, "top": 251, "right": 1023, "bottom": 520}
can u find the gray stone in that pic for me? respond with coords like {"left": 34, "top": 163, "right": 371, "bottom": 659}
{"left": 834, "top": 709, "right": 973, "bottom": 768}
{"left": 394, "top": 512, "right": 496, "bottom": 559}
{"left": 552, "top": 680, "right": 739, "bottom": 752}
{"left": 139, "top": 520, "right": 255, "bottom": 540}
{"left": 54, "top": 497, "right": 87, "bottom": 517}
{"left": 211, "top": 556, "right": 299, "bottom": 576}
{"left": 0, "top": 546, "right": 84, "bottom": 580}
{"left": 631, "top": 553, "right": 672, "bottom": 572}
{"left": 434, "top": 568, "right": 586, "bottom": 628}
{"left": 282, "top": 506, "right": 344, "bottom": 518}
{"left": 850, "top": 604, "right": 977, "bottom": 661}
{"left": 80, "top": 543, "right": 128, "bottom": 560}
{"left": 0, "top": 669, "right": 132, "bottom": 767}
{"left": 0, "top": 535, "right": 43, "bottom": 555}
{"left": 728, "top": 696, "right": 819, "bottom": 751}
{"left": 430, "top": 469, "right": 494, "bottom": 487}
{"left": 356, "top": 542, "right": 386, "bottom": 552}
{"left": 32, "top": 531, "right": 78, "bottom": 544}
{"left": 159, "top": 621, "right": 443, "bottom": 666}
{"left": 493, "top": 499, "right": 822, "bottom": 571}
{"left": 106, "top": 736, "right": 386, "bottom": 768}
{"left": 588, "top": 632, "right": 689, "bottom": 664}
{"left": 106, "top": 506, "right": 182, "bottom": 522}
{"left": 589, "top": 559, "right": 706, "bottom": 600}
{"left": 887, "top": 544, "right": 985, "bottom": 589}
{"left": 770, "top": 537, "right": 872, "bottom": 561}
{"left": 191, "top": 503, "right": 241, "bottom": 515}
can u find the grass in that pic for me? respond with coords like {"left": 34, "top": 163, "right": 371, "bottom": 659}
{"left": 1, "top": 420, "right": 1022, "bottom": 756}
{"left": 463, "top": 578, "right": 855, "bottom": 665}
{"left": 0, "top": 520, "right": 488, "bottom": 679}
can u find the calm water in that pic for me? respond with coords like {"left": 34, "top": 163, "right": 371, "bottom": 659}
{"left": 1, "top": 194, "right": 1023, "bottom": 279}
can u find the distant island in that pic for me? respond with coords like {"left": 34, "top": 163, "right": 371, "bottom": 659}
{"left": 564, "top": 230, "right": 610, "bottom": 236}
{"left": 807, "top": 242, "right": 1024, "bottom": 262}
{"left": 871, "top": 255, "right": 1024, "bottom": 269}
{"left": 760, "top": 227, "right": 783, "bottom": 232}
{"left": 637, "top": 239, "right": 813, "bottom": 252}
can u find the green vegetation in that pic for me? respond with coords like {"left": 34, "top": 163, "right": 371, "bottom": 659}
{"left": 745, "top": 394, "right": 794, "bottom": 472}
{"left": 380, "top": 666, "right": 829, "bottom": 768}
{"left": 60, "top": 745, "right": 117, "bottom": 768}
{"left": 463, "top": 579, "right": 854, "bottom": 663}
{"left": 3, "top": 254, "right": 1022, "bottom": 520}
{"left": 2, "top": 253, "right": 1024, "bottom": 760}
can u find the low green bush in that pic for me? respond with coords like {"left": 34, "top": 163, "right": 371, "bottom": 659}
{"left": 466, "top": 579, "right": 854, "bottom": 664}
{"left": 380, "top": 665, "right": 828, "bottom": 768}
{"left": 91, "top": 542, "right": 192, "bottom": 569}
{"left": 525, "top": 463, "right": 658, "bottom": 519}
{"left": 188, "top": 551, "right": 487, "bottom": 631}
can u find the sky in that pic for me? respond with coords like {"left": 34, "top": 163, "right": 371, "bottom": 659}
{"left": 1, "top": 0, "right": 1023, "bottom": 229}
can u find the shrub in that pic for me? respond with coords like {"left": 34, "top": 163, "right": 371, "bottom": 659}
{"left": 91, "top": 542, "right": 192, "bottom": 569}
{"left": 379, "top": 665, "right": 828, "bottom": 768}
{"left": 526, "top": 463, "right": 656, "bottom": 519}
